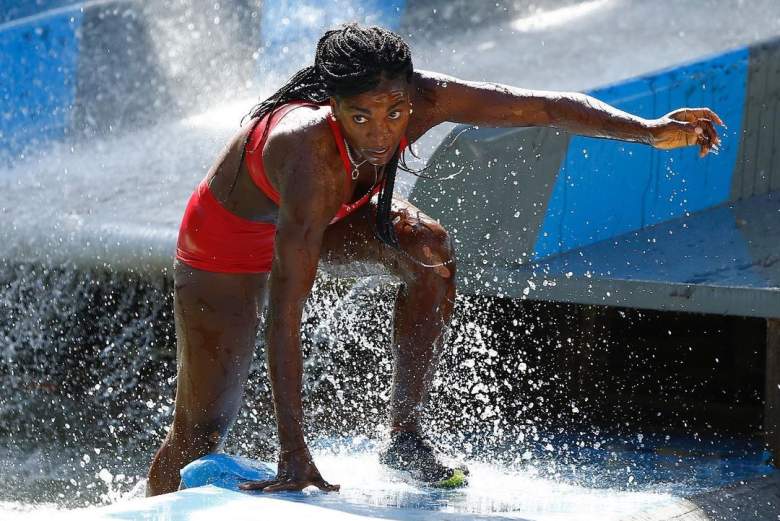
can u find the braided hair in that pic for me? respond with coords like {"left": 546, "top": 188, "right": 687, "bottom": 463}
{"left": 244, "top": 23, "right": 414, "bottom": 248}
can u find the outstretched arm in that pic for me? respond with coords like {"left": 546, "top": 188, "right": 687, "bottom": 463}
{"left": 416, "top": 70, "right": 723, "bottom": 157}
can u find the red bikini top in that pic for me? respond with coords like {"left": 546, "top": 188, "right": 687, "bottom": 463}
{"left": 244, "top": 101, "right": 409, "bottom": 223}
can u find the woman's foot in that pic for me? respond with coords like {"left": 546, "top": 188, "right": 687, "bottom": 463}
{"left": 379, "top": 431, "right": 469, "bottom": 487}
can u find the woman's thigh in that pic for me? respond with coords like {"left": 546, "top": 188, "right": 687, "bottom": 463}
{"left": 171, "top": 260, "right": 269, "bottom": 436}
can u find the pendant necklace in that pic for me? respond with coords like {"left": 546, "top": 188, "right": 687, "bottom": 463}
{"left": 344, "top": 139, "right": 378, "bottom": 184}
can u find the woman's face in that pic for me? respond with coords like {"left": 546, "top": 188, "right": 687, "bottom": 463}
{"left": 330, "top": 75, "right": 411, "bottom": 166}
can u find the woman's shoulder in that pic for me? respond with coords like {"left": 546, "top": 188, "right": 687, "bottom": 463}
{"left": 266, "top": 103, "right": 331, "bottom": 146}
{"left": 411, "top": 69, "right": 454, "bottom": 99}
{"left": 262, "top": 103, "right": 343, "bottom": 183}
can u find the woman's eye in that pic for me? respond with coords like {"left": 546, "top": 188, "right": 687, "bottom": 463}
{"left": 388, "top": 111, "right": 401, "bottom": 120}
{"left": 353, "top": 115, "right": 367, "bottom": 124}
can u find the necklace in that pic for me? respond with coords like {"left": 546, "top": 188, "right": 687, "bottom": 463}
{"left": 344, "top": 139, "right": 378, "bottom": 182}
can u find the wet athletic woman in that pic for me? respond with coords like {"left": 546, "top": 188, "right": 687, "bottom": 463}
{"left": 147, "top": 23, "right": 722, "bottom": 495}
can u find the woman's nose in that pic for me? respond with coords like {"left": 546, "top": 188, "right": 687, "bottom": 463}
{"left": 367, "top": 122, "right": 392, "bottom": 145}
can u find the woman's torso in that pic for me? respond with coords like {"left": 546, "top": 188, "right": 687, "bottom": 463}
{"left": 205, "top": 101, "right": 405, "bottom": 225}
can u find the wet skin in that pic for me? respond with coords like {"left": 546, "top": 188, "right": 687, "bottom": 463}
{"left": 147, "top": 70, "right": 723, "bottom": 495}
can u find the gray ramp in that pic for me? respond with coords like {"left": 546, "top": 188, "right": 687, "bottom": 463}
{"left": 409, "top": 125, "right": 569, "bottom": 269}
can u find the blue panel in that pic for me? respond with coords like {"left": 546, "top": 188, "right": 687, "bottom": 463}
{"left": 259, "top": 0, "right": 406, "bottom": 78}
{"left": 0, "top": 8, "right": 82, "bottom": 161}
{"left": 0, "top": 0, "right": 81, "bottom": 24}
{"left": 533, "top": 48, "right": 749, "bottom": 260}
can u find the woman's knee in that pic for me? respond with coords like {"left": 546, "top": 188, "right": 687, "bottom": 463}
{"left": 169, "top": 413, "right": 233, "bottom": 455}
{"left": 394, "top": 213, "right": 456, "bottom": 283}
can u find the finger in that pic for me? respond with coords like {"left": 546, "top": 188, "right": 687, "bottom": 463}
{"left": 694, "top": 121, "right": 718, "bottom": 150}
{"left": 679, "top": 108, "right": 718, "bottom": 124}
{"left": 690, "top": 124, "right": 704, "bottom": 147}
{"left": 693, "top": 108, "right": 724, "bottom": 127}
{"left": 698, "top": 132, "right": 711, "bottom": 157}
{"left": 314, "top": 479, "right": 341, "bottom": 492}
{"left": 694, "top": 118, "right": 714, "bottom": 135}
{"left": 239, "top": 479, "right": 277, "bottom": 491}
{"left": 263, "top": 481, "right": 307, "bottom": 493}
{"left": 704, "top": 121, "right": 720, "bottom": 147}
{"left": 703, "top": 126, "right": 718, "bottom": 151}
{"left": 671, "top": 108, "right": 724, "bottom": 128}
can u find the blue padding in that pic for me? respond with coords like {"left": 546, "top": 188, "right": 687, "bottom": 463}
{"left": 180, "top": 454, "right": 276, "bottom": 491}
{"left": 259, "top": 0, "right": 406, "bottom": 77}
{"left": 0, "top": 7, "right": 82, "bottom": 161}
{"left": 533, "top": 47, "right": 749, "bottom": 260}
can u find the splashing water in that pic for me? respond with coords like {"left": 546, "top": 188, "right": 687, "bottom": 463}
{"left": 1, "top": 263, "right": 771, "bottom": 519}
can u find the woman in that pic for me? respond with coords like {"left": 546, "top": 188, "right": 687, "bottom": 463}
{"left": 147, "top": 23, "right": 722, "bottom": 495}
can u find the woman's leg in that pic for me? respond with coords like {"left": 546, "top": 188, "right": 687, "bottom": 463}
{"left": 319, "top": 196, "right": 457, "bottom": 434}
{"left": 147, "top": 261, "right": 268, "bottom": 495}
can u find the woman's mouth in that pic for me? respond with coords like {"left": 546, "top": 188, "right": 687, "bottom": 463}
{"left": 362, "top": 147, "right": 389, "bottom": 163}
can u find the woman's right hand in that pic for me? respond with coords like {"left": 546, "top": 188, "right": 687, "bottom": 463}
{"left": 650, "top": 108, "right": 724, "bottom": 157}
{"left": 238, "top": 446, "right": 340, "bottom": 493}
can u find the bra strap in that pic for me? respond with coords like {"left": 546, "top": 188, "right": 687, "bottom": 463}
{"left": 246, "top": 101, "right": 317, "bottom": 204}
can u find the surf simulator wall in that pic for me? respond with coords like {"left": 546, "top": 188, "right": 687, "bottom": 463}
{"left": 411, "top": 38, "right": 780, "bottom": 318}
{"left": 0, "top": 0, "right": 262, "bottom": 156}
{"left": 406, "top": 34, "right": 780, "bottom": 461}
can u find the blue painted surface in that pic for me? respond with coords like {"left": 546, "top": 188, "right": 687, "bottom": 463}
{"left": 0, "top": 0, "right": 81, "bottom": 24}
{"left": 0, "top": 7, "right": 82, "bottom": 161}
{"left": 534, "top": 48, "right": 749, "bottom": 260}
{"left": 258, "top": 0, "right": 406, "bottom": 77}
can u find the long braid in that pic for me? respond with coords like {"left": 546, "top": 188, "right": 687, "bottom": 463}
{"left": 242, "top": 23, "right": 413, "bottom": 250}
{"left": 375, "top": 151, "right": 400, "bottom": 247}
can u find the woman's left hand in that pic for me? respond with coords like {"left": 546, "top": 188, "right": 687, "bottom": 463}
{"left": 650, "top": 108, "right": 724, "bottom": 157}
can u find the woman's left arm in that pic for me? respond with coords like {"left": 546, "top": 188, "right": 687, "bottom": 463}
{"left": 417, "top": 70, "right": 724, "bottom": 157}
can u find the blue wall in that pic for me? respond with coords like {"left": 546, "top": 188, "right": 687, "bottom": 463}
{"left": 0, "top": 0, "right": 80, "bottom": 24}
{"left": 533, "top": 48, "right": 749, "bottom": 260}
{"left": 0, "top": 2, "right": 82, "bottom": 159}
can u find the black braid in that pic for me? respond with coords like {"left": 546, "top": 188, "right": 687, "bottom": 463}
{"left": 242, "top": 23, "right": 413, "bottom": 249}
{"left": 375, "top": 151, "right": 400, "bottom": 247}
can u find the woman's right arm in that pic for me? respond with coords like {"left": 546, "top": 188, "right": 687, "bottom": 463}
{"left": 241, "top": 130, "right": 341, "bottom": 493}
{"left": 266, "top": 211, "right": 325, "bottom": 458}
